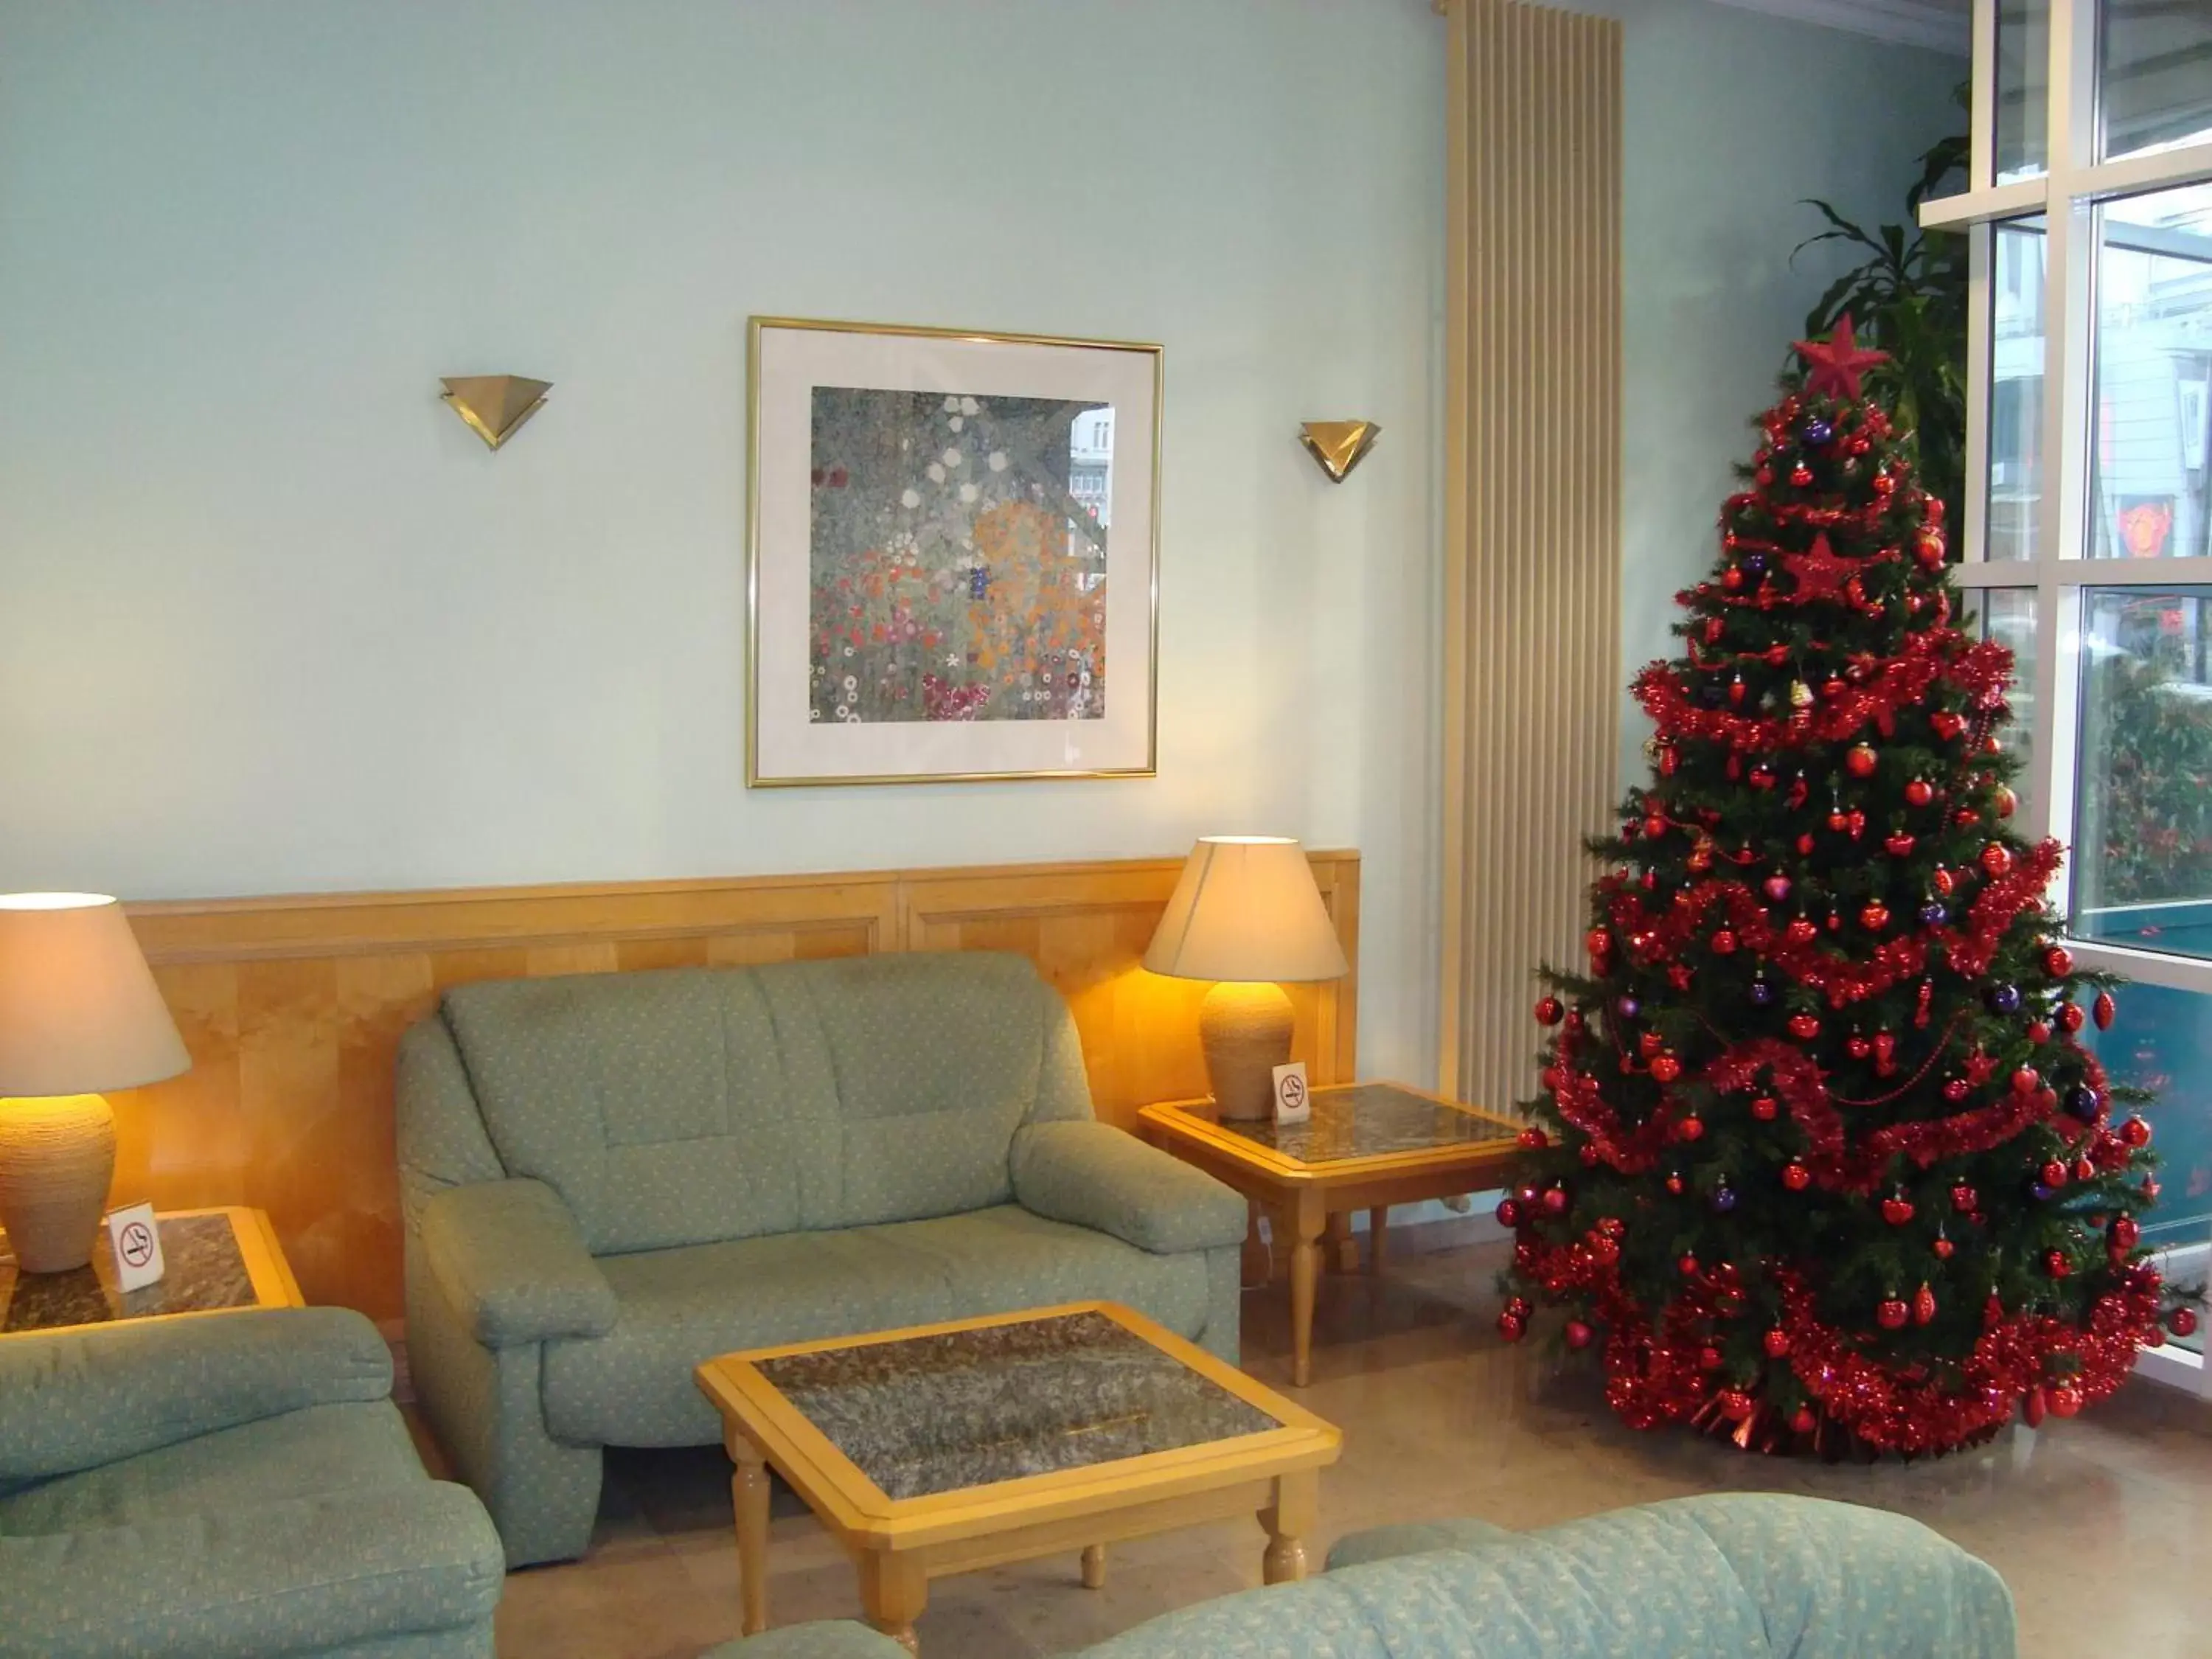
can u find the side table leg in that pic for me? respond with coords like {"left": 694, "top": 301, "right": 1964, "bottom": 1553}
{"left": 731, "top": 1443, "right": 771, "bottom": 1635}
{"left": 1367, "top": 1206, "right": 1389, "bottom": 1275}
{"left": 1289, "top": 1192, "right": 1324, "bottom": 1388}
{"left": 1259, "top": 1467, "right": 1318, "bottom": 1585}
{"left": 1242, "top": 1200, "right": 1273, "bottom": 1287}
{"left": 860, "top": 1551, "right": 927, "bottom": 1656}
{"left": 1322, "top": 1212, "right": 1358, "bottom": 1274}
{"left": 1081, "top": 1543, "right": 1107, "bottom": 1589}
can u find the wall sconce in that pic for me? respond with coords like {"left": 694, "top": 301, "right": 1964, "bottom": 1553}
{"left": 441, "top": 375, "right": 552, "bottom": 451}
{"left": 1298, "top": 420, "right": 1380, "bottom": 483}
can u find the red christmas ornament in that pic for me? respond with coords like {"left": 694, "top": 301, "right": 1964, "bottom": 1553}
{"left": 1860, "top": 901, "right": 1890, "bottom": 931}
{"left": 2110, "top": 1216, "right": 2140, "bottom": 1251}
{"left": 1565, "top": 1319, "right": 1594, "bottom": 1350}
{"left": 1790, "top": 1405, "right": 1818, "bottom": 1435}
{"left": 1763, "top": 1328, "right": 1792, "bottom": 1357}
{"left": 1711, "top": 929, "right": 1739, "bottom": 955}
{"left": 1495, "top": 1198, "right": 1521, "bottom": 1228}
{"left": 1883, "top": 832, "right": 1916, "bottom": 857}
{"left": 1517, "top": 1126, "right": 1550, "bottom": 1150}
{"left": 1673, "top": 1113, "right": 1704, "bottom": 1142}
{"left": 1497, "top": 1311, "right": 1526, "bottom": 1341}
{"left": 1638, "top": 1031, "right": 1665, "bottom": 1058}
{"left": 1788, "top": 1012, "right": 1821, "bottom": 1040}
{"left": 1979, "top": 844, "right": 2013, "bottom": 877}
{"left": 1677, "top": 1253, "right": 1700, "bottom": 1277}
{"left": 1846, "top": 1033, "right": 1872, "bottom": 1060}
{"left": 2044, "top": 1249, "right": 2071, "bottom": 1279}
{"left": 1752, "top": 1096, "right": 1779, "bottom": 1121}
{"left": 1793, "top": 315, "right": 1889, "bottom": 401}
{"left": 1846, "top": 744, "right": 1878, "bottom": 778}
{"left": 2022, "top": 1386, "right": 2047, "bottom": 1427}
{"left": 1727, "top": 678, "right": 1747, "bottom": 706}
{"left": 1882, "top": 1193, "right": 1915, "bottom": 1226}
{"left": 2044, "top": 946, "right": 2073, "bottom": 976}
{"left": 1534, "top": 995, "right": 1564, "bottom": 1026}
{"left": 2058, "top": 1001, "right": 2087, "bottom": 1034}
{"left": 1542, "top": 1186, "right": 1571, "bottom": 1215}
{"left": 2120, "top": 1115, "right": 2152, "bottom": 1147}
{"left": 1931, "top": 865, "right": 1955, "bottom": 895}
{"left": 1942, "top": 1077, "right": 1970, "bottom": 1103}
{"left": 1873, "top": 1032, "right": 1896, "bottom": 1067}
{"left": 1913, "top": 1283, "right": 1937, "bottom": 1326}
{"left": 2040, "top": 1160, "right": 2067, "bottom": 1189}
{"left": 1950, "top": 1184, "right": 1978, "bottom": 1211}
{"left": 2026, "top": 1020, "right": 2051, "bottom": 1045}
{"left": 1930, "top": 711, "right": 1966, "bottom": 740}
{"left": 2093, "top": 991, "right": 2116, "bottom": 1030}
{"left": 1784, "top": 917, "right": 1818, "bottom": 946}
{"left": 1994, "top": 785, "right": 2017, "bottom": 818}
{"left": 2172, "top": 1308, "right": 2200, "bottom": 1339}
{"left": 2049, "top": 1385, "right": 2083, "bottom": 1418}
{"left": 2011, "top": 1066, "right": 2040, "bottom": 1096}
{"left": 1586, "top": 928, "right": 1611, "bottom": 959}
{"left": 1905, "top": 778, "right": 1935, "bottom": 807}
{"left": 1643, "top": 812, "right": 1668, "bottom": 839}
{"left": 1781, "top": 1161, "right": 1812, "bottom": 1191}
{"left": 1790, "top": 464, "right": 1813, "bottom": 487}
{"left": 1665, "top": 1172, "right": 1686, "bottom": 1195}
{"left": 1933, "top": 1234, "right": 1955, "bottom": 1259}
{"left": 1877, "top": 1296, "right": 1910, "bottom": 1330}
{"left": 1650, "top": 1054, "right": 1683, "bottom": 1085}
{"left": 1749, "top": 763, "right": 1776, "bottom": 790}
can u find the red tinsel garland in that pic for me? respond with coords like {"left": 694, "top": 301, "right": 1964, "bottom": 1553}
{"left": 1514, "top": 1234, "right": 2163, "bottom": 1454}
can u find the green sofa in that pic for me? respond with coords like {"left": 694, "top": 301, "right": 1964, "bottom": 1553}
{"left": 0, "top": 1306, "right": 504, "bottom": 1658}
{"left": 397, "top": 950, "right": 1248, "bottom": 1568}
{"left": 701, "top": 1495, "right": 2015, "bottom": 1658}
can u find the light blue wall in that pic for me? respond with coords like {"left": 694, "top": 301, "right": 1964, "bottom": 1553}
{"left": 0, "top": 0, "right": 1960, "bottom": 1099}
{"left": 1610, "top": 0, "right": 1966, "bottom": 786}
{"left": 0, "top": 0, "right": 1447, "bottom": 1082}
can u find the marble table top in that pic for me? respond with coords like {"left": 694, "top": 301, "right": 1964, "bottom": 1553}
{"left": 1206, "top": 1082, "right": 1516, "bottom": 1166}
{"left": 0, "top": 1213, "right": 257, "bottom": 1333}
{"left": 754, "top": 1309, "right": 1281, "bottom": 1500}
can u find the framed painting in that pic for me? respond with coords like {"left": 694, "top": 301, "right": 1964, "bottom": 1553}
{"left": 747, "top": 317, "right": 1161, "bottom": 786}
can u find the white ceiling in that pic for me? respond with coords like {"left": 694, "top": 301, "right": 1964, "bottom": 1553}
{"left": 1705, "top": 0, "right": 1972, "bottom": 54}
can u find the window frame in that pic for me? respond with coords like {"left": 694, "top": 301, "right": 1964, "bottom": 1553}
{"left": 1926, "top": 0, "right": 2212, "bottom": 1395}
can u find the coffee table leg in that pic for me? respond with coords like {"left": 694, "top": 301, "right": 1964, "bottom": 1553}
{"left": 1259, "top": 1467, "right": 1317, "bottom": 1585}
{"left": 1081, "top": 1543, "right": 1107, "bottom": 1589}
{"left": 731, "top": 1441, "right": 771, "bottom": 1635}
{"left": 860, "top": 1551, "right": 927, "bottom": 1655}
{"left": 1367, "top": 1206, "right": 1389, "bottom": 1275}
{"left": 1242, "top": 1200, "right": 1272, "bottom": 1287}
{"left": 1289, "top": 1192, "right": 1324, "bottom": 1387}
{"left": 1322, "top": 1212, "right": 1358, "bottom": 1274}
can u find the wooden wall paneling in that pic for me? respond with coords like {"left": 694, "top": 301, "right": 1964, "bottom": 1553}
{"left": 111, "top": 855, "right": 1359, "bottom": 1321}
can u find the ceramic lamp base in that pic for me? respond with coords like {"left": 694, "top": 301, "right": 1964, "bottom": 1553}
{"left": 1200, "top": 981, "right": 1294, "bottom": 1121}
{"left": 0, "top": 1093, "right": 116, "bottom": 1273}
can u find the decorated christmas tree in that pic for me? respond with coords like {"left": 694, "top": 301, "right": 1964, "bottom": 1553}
{"left": 1500, "top": 320, "right": 2189, "bottom": 1456}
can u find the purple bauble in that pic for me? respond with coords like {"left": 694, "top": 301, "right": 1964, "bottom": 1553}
{"left": 1988, "top": 984, "right": 2023, "bottom": 1015}
{"left": 2029, "top": 1179, "right": 2054, "bottom": 1203}
{"left": 1697, "top": 683, "right": 1726, "bottom": 709}
{"left": 1748, "top": 978, "right": 1775, "bottom": 1006}
{"left": 1764, "top": 875, "right": 1792, "bottom": 902}
{"left": 1742, "top": 553, "right": 1768, "bottom": 578}
{"left": 1711, "top": 1186, "right": 1738, "bottom": 1214}
{"left": 1919, "top": 900, "right": 1950, "bottom": 926}
{"left": 1802, "top": 417, "right": 1835, "bottom": 446}
{"left": 1618, "top": 995, "right": 1641, "bottom": 1020}
{"left": 2068, "top": 1086, "right": 2101, "bottom": 1121}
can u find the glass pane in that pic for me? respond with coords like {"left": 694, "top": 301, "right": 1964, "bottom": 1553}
{"left": 1995, "top": 0, "right": 2048, "bottom": 184}
{"left": 2082, "top": 984, "right": 2211, "bottom": 1356}
{"left": 1967, "top": 587, "right": 2039, "bottom": 825}
{"left": 2100, "top": 0, "right": 2212, "bottom": 163}
{"left": 1988, "top": 218, "right": 2048, "bottom": 561}
{"left": 2090, "top": 186, "right": 2212, "bottom": 560}
{"left": 2073, "top": 587, "right": 2212, "bottom": 955}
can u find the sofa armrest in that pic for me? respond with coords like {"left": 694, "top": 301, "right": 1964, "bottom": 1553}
{"left": 420, "top": 1178, "right": 617, "bottom": 1348}
{"left": 0, "top": 1481, "right": 504, "bottom": 1659}
{"left": 1326, "top": 1516, "right": 1513, "bottom": 1571}
{"left": 0, "top": 1306, "right": 391, "bottom": 1484}
{"left": 1011, "top": 1121, "right": 1245, "bottom": 1255}
{"left": 700, "top": 1624, "right": 917, "bottom": 1659}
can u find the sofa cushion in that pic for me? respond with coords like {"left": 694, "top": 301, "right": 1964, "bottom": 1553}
{"left": 0, "top": 1400, "right": 424, "bottom": 1536}
{"left": 1325, "top": 1516, "right": 1512, "bottom": 1571}
{"left": 437, "top": 952, "right": 1091, "bottom": 1256}
{"left": 541, "top": 1205, "right": 1214, "bottom": 1446}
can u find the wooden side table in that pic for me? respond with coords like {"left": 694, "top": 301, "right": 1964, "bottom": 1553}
{"left": 1138, "top": 1082, "right": 1522, "bottom": 1386}
{"left": 0, "top": 1205, "right": 302, "bottom": 1338}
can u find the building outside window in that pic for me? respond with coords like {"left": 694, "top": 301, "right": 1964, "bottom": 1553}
{"left": 1931, "top": 0, "right": 2212, "bottom": 1389}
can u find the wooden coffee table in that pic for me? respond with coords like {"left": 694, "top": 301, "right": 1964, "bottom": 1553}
{"left": 694, "top": 1301, "right": 1340, "bottom": 1655}
{"left": 1140, "top": 1082, "right": 1523, "bottom": 1385}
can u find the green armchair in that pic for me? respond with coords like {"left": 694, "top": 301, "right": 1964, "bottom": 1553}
{"left": 700, "top": 1494, "right": 2015, "bottom": 1659}
{"left": 0, "top": 1305, "right": 504, "bottom": 1658}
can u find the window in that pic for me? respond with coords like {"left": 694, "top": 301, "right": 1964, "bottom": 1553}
{"left": 1930, "top": 0, "right": 2212, "bottom": 1395}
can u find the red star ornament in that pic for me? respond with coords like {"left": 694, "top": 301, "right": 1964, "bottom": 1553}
{"left": 1782, "top": 532, "right": 1854, "bottom": 603}
{"left": 1793, "top": 314, "right": 1889, "bottom": 402}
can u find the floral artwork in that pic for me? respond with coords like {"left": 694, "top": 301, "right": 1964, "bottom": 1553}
{"left": 749, "top": 319, "right": 1158, "bottom": 786}
{"left": 808, "top": 390, "right": 1110, "bottom": 726}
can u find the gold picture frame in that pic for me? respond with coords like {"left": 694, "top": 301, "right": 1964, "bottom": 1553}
{"left": 746, "top": 317, "right": 1162, "bottom": 787}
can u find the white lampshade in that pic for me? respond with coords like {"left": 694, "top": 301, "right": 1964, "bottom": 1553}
{"left": 1143, "top": 838, "right": 1349, "bottom": 984}
{"left": 0, "top": 894, "right": 189, "bottom": 1096}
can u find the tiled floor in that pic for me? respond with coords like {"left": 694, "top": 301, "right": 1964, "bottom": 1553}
{"left": 490, "top": 1237, "right": 2212, "bottom": 1658}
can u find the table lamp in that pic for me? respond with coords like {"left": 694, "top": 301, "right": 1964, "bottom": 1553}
{"left": 0, "top": 894, "right": 189, "bottom": 1273}
{"left": 1143, "top": 838, "right": 1349, "bottom": 1121}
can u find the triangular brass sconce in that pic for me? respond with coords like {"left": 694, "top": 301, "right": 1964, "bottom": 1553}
{"left": 1299, "top": 420, "right": 1381, "bottom": 483}
{"left": 441, "top": 375, "right": 552, "bottom": 451}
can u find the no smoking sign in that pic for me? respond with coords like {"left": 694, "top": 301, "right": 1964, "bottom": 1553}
{"left": 105, "top": 1202, "right": 166, "bottom": 1292}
